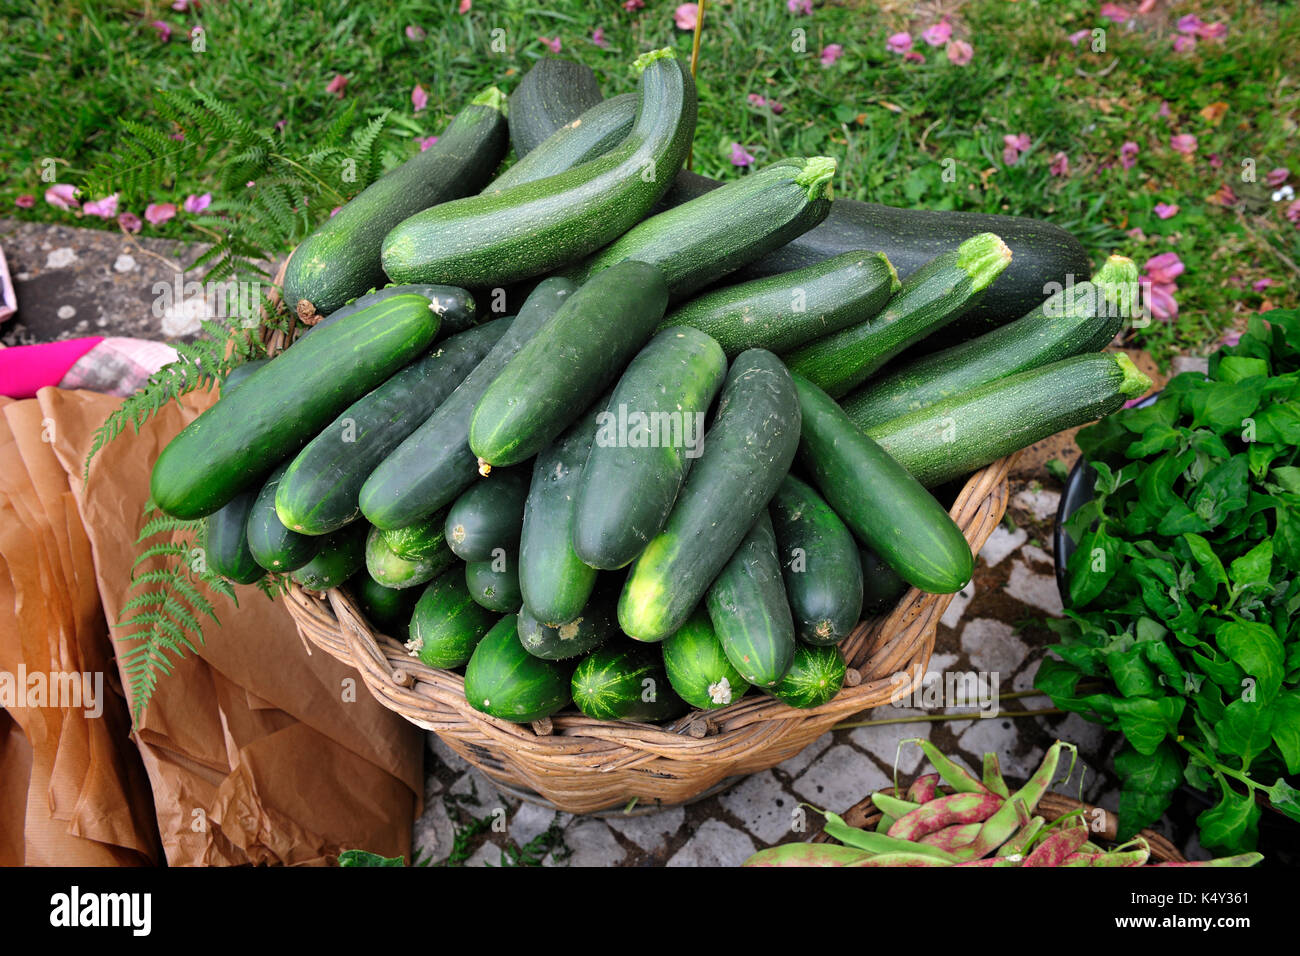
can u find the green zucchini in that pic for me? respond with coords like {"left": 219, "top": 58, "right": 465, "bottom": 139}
{"left": 769, "top": 475, "right": 864, "bottom": 646}
{"left": 291, "top": 523, "right": 368, "bottom": 591}
{"left": 660, "top": 250, "right": 899, "bottom": 359}
{"left": 365, "top": 525, "right": 452, "bottom": 590}
{"left": 571, "top": 643, "right": 687, "bottom": 722}
{"left": 769, "top": 644, "right": 847, "bottom": 709}
{"left": 246, "top": 462, "right": 320, "bottom": 572}
{"left": 565, "top": 157, "right": 836, "bottom": 301}
{"left": 573, "top": 326, "right": 727, "bottom": 570}
{"left": 707, "top": 512, "right": 797, "bottom": 688}
{"left": 381, "top": 48, "right": 696, "bottom": 288}
{"left": 792, "top": 374, "right": 973, "bottom": 594}
{"left": 359, "top": 278, "right": 576, "bottom": 530}
{"left": 463, "top": 616, "right": 574, "bottom": 723}
{"left": 277, "top": 318, "right": 509, "bottom": 535}
{"left": 860, "top": 547, "right": 908, "bottom": 614}
{"left": 282, "top": 87, "right": 507, "bottom": 317}
{"left": 465, "top": 554, "right": 523, "bottom": 613}
{"left": 205, "top": 490, "right": 263, "bottom": 585}
{"left": 489, "top": 93, "right": 637, "bottom": 191}
{"left": 661, "top": 609, "right": 750, "bottom": 710}
{"left": 152, "top": 295, "right": 441, "bottom": 519}
{"left": 517, "top": 583, "right": 620, "bottom": 661}
{"left": 507, "top": 58, "right": 605, "bottom": 157}
{"left": 841, "top": 255, "right": 1139, "bottom": 427}
{"left": 353, "top": 574, "right": 421, "bottom": 634}
{"left": 470, "top": 260, "right": 670, "bottom": 468}
{"left": 309, "top": 284, "right": 477, "bottom": 340}
{"left": 518, "top": 404, "right": 602, "bottom": 626}
{"left": 380, "top": 509, "right": 450, "bottom": 561}
{"left": 444, "top": 467, "right": 530, "bottom": 562}
{"left": 858, "top": 352, "right": 1153, "bottom": 488}
{"left": 659, "top": 168, "right": 1092, "bottom": 342}
{"left": 785, "top": 233, "right": 1012, "bottom": 398}
{"left": 619, "top": 349, "right": 800, "bottom": 641}
{"left": 407, "top": 570, "right": 499, "bottom": 668}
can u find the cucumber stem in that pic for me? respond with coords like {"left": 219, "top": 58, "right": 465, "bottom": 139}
{"left": 1094, "top": 254, "right": 1139, "bottom": 318}
{"left": 634, "top": 47, "right": 677, "bottom": 72}
{"left": 794, "top": 156, "right": 837, "bottom": 201}
{"left": 956, "top": 233, "right": 1013, "bottom": 294}
{"left": 471, "top": 85, "right": 508, "bottom": 115}
{"left": 1113, "top": 351, "right": 1153, "bottom": 397}
{"left": 477, "top": 457, "right": 492, "bottom": 477}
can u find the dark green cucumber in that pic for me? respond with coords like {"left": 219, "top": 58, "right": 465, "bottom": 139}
{"left": 445, "top": 467, "right": 530, "bottom": 562}
{"left": 571, "top": 643, "right": 687, "bottom": 722}
{"left": 518, "top": 405, "right": 602, "bottom": 626}
{"left": 291, "top": 523, "right": 368, "bottom": 590}
{"left": 380, "top": 508, "right": 450, "bottom": 561}
{"left": 470, "top": 260, "right": 669, "bottom": 468}
{"left": 660, "top": 251, "right": 899, "bottom": 359}
{"left": 769, "top": 475, "right": 864, "bottom": 646}
{"left": 619, "top": 349, "right": 800, "bottom": 641}
{"left": 658, "top": 168, "right": 1092, "bottom": 343}
{"left": 277, "top": 318, "right": 509, "bottom": 535}
{"left": 365, "top": 525, "right": 452, "bottom": 590}
{"left": 246, "top": 462, "right": 320, "bottom": 572}
{"left": 517, "top": 583, "right": 620, "bottom": 661}
{"left": 152, "top": 295, "right": 441, "bottom": 519}
{"left": 661, "top": 609, "right": 750, "bottom": 709}
{"left": 565, "top": 157, "right": 836, "bottom": 301}
{"left": 858, "top": 352, "right": 1153, "bottom": 488}
{"left": 407, "top": 570, "right": 499, "bottom": 668}
{"left": 381, "top": 48, "right": 696, "bottom": 288}
{"left": 786, "top": 233, "right": 1012, "bottom": 399}
{"left": 463, "top": 616, "right": 574, "bottom": 723}
{"left": 465, "top": 553, "right": 523, "bottom": 613}
{"left": 769, "top": 644, "right": 847, "bottom": 709}
{"left": 507, "top": 58, "right": 605, "bottom": 157}
{"left": 359, "top": 278, "right": 576, "bottom": 530}
{"left": 310, "top": 284, "right": 477, "bottom": 340}
{"left": 707, "top": 512, "right": 797, "bottom": 688}
{"left": 282, "top": 87, "right": 507, "bottom": 317}
{"left": 220, "top": 359, "right": 267, "bottom": 397}
{"left": 205, "top": 490, "right": 263, "bottom": 585}
{"left": 353, "top": 574, "right": 421, "bottom": 634}
{"left": 572, "top": 326, "right": 727, "bottom": 570}
{"left": 841, "top": 255, "right": 1139, "bottom": 428}
{"left": 490, "top": 93, "right": 637, "bottom": 191}
{"left": 793, "top": 374, "right": 973, "bottom": 594}
{"left": 859, "top": 547, "right": 908, "bottom": 614}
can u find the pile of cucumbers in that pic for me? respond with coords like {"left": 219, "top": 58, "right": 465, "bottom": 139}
{"left": 149, "top": 49, "right": 1151, "bottom": 727}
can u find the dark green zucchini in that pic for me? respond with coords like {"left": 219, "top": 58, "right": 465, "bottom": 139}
{"left": 707, "top": 512, "right": 797, "bottom": 688}
{"left": 859, "top": 547, "right": 908, "bottom": 615}
{"left": 785, "top": 233, "right": 1012, "bottom": 399}
{"left": 282, "top": 87, "right": 508, "bottom": 317}
{"left": 470, "top": 260, "right": 669, "bottom": 468}
{"left": 246, "top": 462, "right": 320, "bottom": 572}
{"left": 516, "top": 583, "right": 620, "bottom": 661}
{"left": 365, "top": 525, "right": 452, "bottom": 590}
{"left": 507, "top": 58, "right": 605, "bottom": 157}
{"left": 353, "top": 574, "right": 422, "bottom": 634}
{"left": 571, "top": 643, "right": 688, "bottom": 722}
{"left": 381, "top": 48, "right": 696, "bottom": 288}
{"left": 660, "top": 250, "right": 899, "bottom": 358}
{"left": 152, "top": 295, "right": 442, "bottom": 519}
{"left": 661, "top": 609, "right": 750, "bottom": 710}
{"left": 309, "top": 284, "right": 478, "bottom": 340}
{"left": 359, "top": 278, "right": 576, "bottom": 530}
{"left": 564, "top": 157, "right": 836, "bottom": 300}
{"left": 769, "top": 644, "right": 847, "bottom": 709}
{"left": 444, "top": 467, "right": 530, "bottom": 562}
{"left": 793, "top": 373, "right": 973, "bottom": 594}
{"left": 490, "top": 93, "right": 637, "bottom": 191}
{"left": 465, "top": 553, "right": 523, "bottom": 613}
{"left": 841, "top": 255, "right": 1139, "bottom": 427}
{"left": 463, "top": 616, "right": 574, "bottom": 723}
{"left": 857, "top": 352, "right": 1153, "bottom": 488}
{"left": 291, "top": 523, "right": 368, "bottom": 591}
{"left": 277, "top": 318, "right": 509, "bottom": 535}
{"left": 769, "top": 476, "right": 864, "bottom": 646}
{"left": 407, "top": 570, "right": 499, "bottom": 668}
{"left": 205, "top": 490, "right": 263, "bottom": 585}
{"left": 618, "top": 349, "right": 800, "bottom": 641}
{"left": 572, "top": 326, "right": 727, "bottom": 570}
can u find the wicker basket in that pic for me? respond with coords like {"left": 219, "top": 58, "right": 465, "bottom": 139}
{"left": 259, "top": 262, "right": 1015, "bottom": 814}
{"left": 811, "top": 788, "right": 1186, "bottom": 863}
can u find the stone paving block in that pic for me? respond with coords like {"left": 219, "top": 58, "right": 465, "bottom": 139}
{"left": 412, "top": 793, "right": 456, "bottom": 865}
{"left": 1021, "top": 544, "right": 1055, "bottom": 567}
{"left": 666, "top": 819, "right": 756, "bottom": 868}
{"left": 791, "top": 745, "right": 890, "bottom": 812}
{"left": 1004, "top": 560, "right": 1064, "bottom": 617}
{"left": 849, "top": 716, "right": 930, "bottom": 774}
{"left": 1013, "top": 487, "right": 1061, "bottom": 521}
{"left": 509, "top": 802, "right": 570, "bottom": 848}
{"left": 451, "top": 768, "right": 513, "bottom": 815}
{"left": 979, "top": 525, "right": 1027, "bottom": 567}
{"left": 1011, "top": 657, "right": 1042, "bottom": 693}
{"left": 958, "top": 718, "right": 1043, "bottom": 781}
{"left": 1171, "top": 355, "right": 1209, "bottom": 377}
{"left": 465, "top": 841, "right": 507, "bottom": 867}
{"left": 960, "top": 618, "right": 1029, "bottom": 674}
{"left": 427, "top": 731, "right": 470, "bottom": 773}
{"left": 545, "top": 820, "right": 625, "bottom": 867}
{"left": 605, "top": 806, "right": 685, "bottom": 853}
{"left": 719, "top": 771, "right": 800, "bottom": 845}
{"left": 774, "top": 730, "right": 833, "bottom": 778}
{"left": 940, "top": 580, "right": 976, "bottom": 629}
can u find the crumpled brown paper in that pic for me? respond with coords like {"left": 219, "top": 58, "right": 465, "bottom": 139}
{"left": 1, "top": 386, "right": 423, "bottom": 866}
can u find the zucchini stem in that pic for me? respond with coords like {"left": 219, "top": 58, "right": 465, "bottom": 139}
{"left": 956, "top": 232, "right": 1013, "bottom": 293}
{"left": 470, "top": 85, "right": 508, "bottom": 115}
{"left": 794, "top": 155, "right": 838, "bottom": 201}
{"left": 1112, "top": 351, "right": 1153, "bottom": 397}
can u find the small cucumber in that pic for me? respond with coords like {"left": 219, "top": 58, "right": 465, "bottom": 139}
{"left": 353, "top": 574, "right": 422, "bottom": 634}
{"left": 769, "top": 644, "right": 847, "bottom": 709}
{"left": 517, "top": 583, "right": 620, "bottom": 661}
{"left": 291, "top": 523, "right": 368, "bottom": 591}
{"left": 707, "top": 512, "right": 797, "bottom": 688}
{"left": 407, "top": 571, "right": 499, "bottom": 668}
{"left": 365, "top": 525, "right": 452, "bottom": 590}
{"left": 445, "top": 467, "right": 531, "bottom": 562}
{"left": 205, "top": 490, "right": 263, "bottom": 585}
{"left": 465, "top": 554, "right": 523, "bottom": 613}
{"left": 463, "top": 616, "right": 575, "bottom": 723}
{"left": 246, "top": 462, "right": 320, "bottom": 572}
{"left": 661, "top": 609, "right": 750, "bottom": 710}
{"left": 571, "top": 644, "right": 688, "bottom": 722}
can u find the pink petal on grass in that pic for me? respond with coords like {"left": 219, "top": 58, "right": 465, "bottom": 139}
{"left": 1176, "top": 14, "right": 1203, "bottom": 33}
{"left": 172, "top": 0, "right": 190, "bottom": 9}
{"left": 326, "top": 74, "right": 349, "bottom": 98}
{"left": 412, "top": 83, "right": 428, "bottom": 112}
{"left": 1120, "top": 141, "right": 1140, "bottom": 169}
{"left": 1172, "top": 35, "right": 1196, "bottom": 53}
{"left": 1145, "top": 252, "right": 1185, "bottom": 285}
{"left": 144, "top": 203, "right": 177, "bottom": 226}
{"left": 922, "top": 22, "right": 952, "bottom": 47}
{"left": 1196, "top": 22, "right": 1226, "bottom": 40}
{"left": 730, "top": 143, "right": 755, "bottom": 167}
{"left": 1154, "top": 202, "right": 1179, "bottom": 219}
{"left": 769, "top": 100, "right": 785, "bottom": 114}
{"left": 674, "top": 3, "right": 698, "bottom": 30}
{"left": 1285, "top": 199, "right": 1300, "bottom": 224}
{"left": 183, "top": 192, "right": 211, "bottom": 214}
{"left": 623, "top": 0, "right": 645, "bottom": 10}
{"left": 1143, "top": 281, "right": 1178, "bottom": 321}
{"left": 747, "top": 93, "right": 767, "bottom": 107}
{"left": 1049, "top": 152, "right": 1070, "bottom": 176}
{"left": 946, "top": 39, "right": 973, "bottom": 65}
{"left": 418, "top": 136, "right": 439, "bottom": 151}
{"left": 538, "top": 35, "right": 561, "bottom": 53}
{"left": 458, "top": 0, "right": 472, "bottom": 13}
{"left": 1253, "top": 279, "right": 1274, "bottom": 292}
{"left": 1158, "top": 101, "right": 1171, "bottom": 118}
{"left": 82, "top": 194, "right": 119, "bottom": 218}
{"left": 1100, "top": 3, "right": 1131, "bottom": 22}
{"left": 1266, "top": 168, "right": 1290, "bottom": 187}
{"left": 1209, "top": 153, "right": 1223, "bottom": 169}
{"left": 118, "top": 211, "right": 142, "bottom": 233}
{"left": 330, "top": 206, "right": 343, "bottom": 217}
{"left": 1221, "top": 329, "right": 1242, "bottom": 347}
{"left": 592, "top": 27, "right": 609, "bottom": 48}
{"left": 1170, "top": 134, "right": 1198, "bottom": 155}
{"left": 820, "top": 43, "right": 844, "bottom": 66}
{"left": 1067, "top": 29, "right": 1091, "bottom": 46}
{"left": 886, "top": 33, "right": 912, "bottom": 54}
{"left": 787, "top": 0, "right": 813, "bottom": 13}
{"left": 15, "top": 194, "right": 35, "bottom": 209}
{"left": 903, "top": 50, "right": 925, "bottom": 62}
{"left": 151, "top": 20, "right": 172, "bottom": 42}
{"left": 405, "top": 25, "right": 426, "bottom": 41}
{"left": 45, "top": 184, "right": 79, "bottom": 210}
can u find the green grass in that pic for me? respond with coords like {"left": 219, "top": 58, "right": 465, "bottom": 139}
{"left": 2, "top": 0, "right": 1297, "bottom": 363}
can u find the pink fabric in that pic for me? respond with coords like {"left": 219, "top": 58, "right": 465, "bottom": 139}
{"left": 0, "top": 337, "right": 104, "bottom": 399}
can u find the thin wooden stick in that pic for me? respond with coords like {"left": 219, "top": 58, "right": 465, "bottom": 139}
{"left": 686, "top": 0, "right": 706, "bottom": 170}
{"left": 833, "top": 708, "right": 1064, "bottom": 730}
